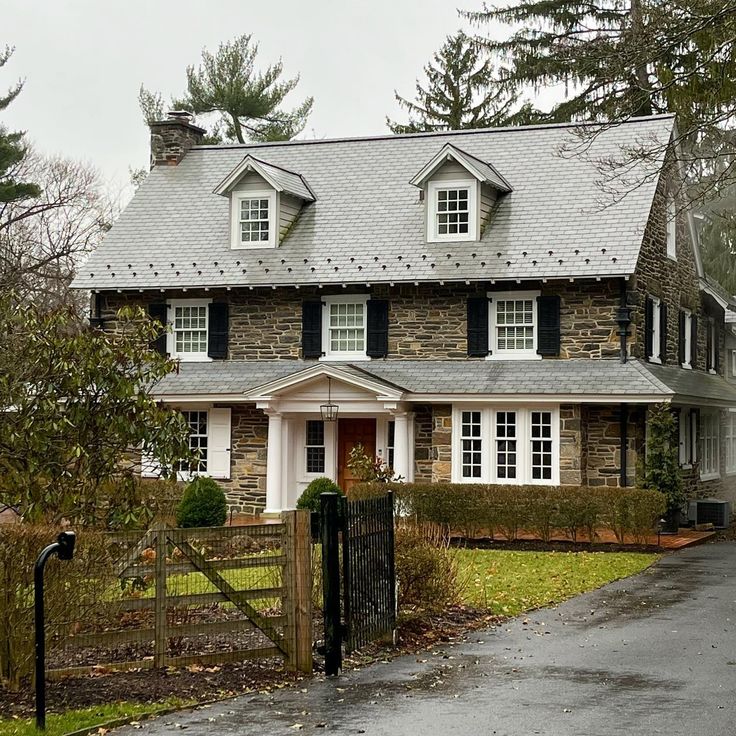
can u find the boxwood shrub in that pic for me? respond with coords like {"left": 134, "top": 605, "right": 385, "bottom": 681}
{"left": 351, "top": 482, "right": 666, "bottom": 543}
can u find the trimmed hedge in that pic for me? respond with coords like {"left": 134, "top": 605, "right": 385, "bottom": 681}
{"left": 297, "top": 477, "right": 344, "bottom": 512}
{"left": 176, "top": 477, "right": 227, "bottom": 528}
{"left": 351, "top": 482, "right": 667, "bottom": 544}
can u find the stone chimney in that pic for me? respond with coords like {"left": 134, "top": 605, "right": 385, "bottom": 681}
{"left": 149, "top": 111, "right": 206, "bottom": 168}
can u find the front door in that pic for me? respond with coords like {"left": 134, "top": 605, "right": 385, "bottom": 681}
{"left": 337, "top": 418, "right": 377, "bottom": 492}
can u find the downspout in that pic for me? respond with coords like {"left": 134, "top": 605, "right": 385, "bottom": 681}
{"left": 620, "top": 403, "right": 629, "bottom": 487}
{"left": 616, "top": 278, "right": 632, "bottom": 364}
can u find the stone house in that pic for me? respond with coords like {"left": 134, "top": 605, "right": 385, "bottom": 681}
{"left": 72, "top": 112, "right": 736, "bottom": 514}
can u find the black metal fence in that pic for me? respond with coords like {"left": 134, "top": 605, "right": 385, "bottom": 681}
{"left": 320, "top": 491, "right": 396, "bottom": 674}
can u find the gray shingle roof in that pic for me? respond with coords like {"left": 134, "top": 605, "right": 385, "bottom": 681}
{"left": 153, "top": 358, "right": 674, "bottom": 399}
{"left": 73, "top": 115, "right": 674, "bottom": 292}
{"left": 639, "top": 362, "right": 736, "bottom": 404}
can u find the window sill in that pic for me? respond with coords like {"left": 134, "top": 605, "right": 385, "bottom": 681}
{"left": 680, "top": 463, "right": 693, "bottom": 470}
{"left": 647, "top": 356, "right": 662, "bottom": 365}
{"left": 320, "top": 354, "right": 370, "bottom": 362}
{"left": 487, "top": 353, "right": 543, "bottom": 361}
{"left": 172, "top": 355, "right": 213, "bottom": 363}
{"left": 231, "top": 241, "right": 277, "bottom": 250}
{"left": 726, "top": 469, "right": 736, "bottom": 477}
{"left": 680, "top": 363, "right": 692, "bottom": 370}
{"left": 700, "top": 472, "right": 721, "bottom": 482}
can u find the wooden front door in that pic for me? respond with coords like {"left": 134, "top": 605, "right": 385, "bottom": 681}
{"left": 337, "top": 418, "right": 377, "bottom": 492}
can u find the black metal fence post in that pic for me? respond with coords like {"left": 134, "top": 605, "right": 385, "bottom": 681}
{"left": 320, "top": 493, "right": 342, "bottom": 676}
{"left": 34, "top": 531, "right": 76, "bottom": 730}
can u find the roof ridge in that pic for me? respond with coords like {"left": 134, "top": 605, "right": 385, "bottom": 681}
{"left": 191, "top": 114, "right": 676, "bottom": 152}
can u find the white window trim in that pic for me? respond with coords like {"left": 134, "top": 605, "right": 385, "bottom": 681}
{"left": 707, "top": 318, "right": 717, "bottom": 374}
{"left": 320, "top": 294, "right": 370, "bottom": 361}
{"left": 426, "top": 179, "right": 479, "bottom": 243}
{"left": 305, "top": 419, "right": 327, "bottom": 476}
{"left": 166, "top": 298, "right": 213, "bottom": 363}
{"left": 700, "top": 410, "right": 720, "bottom": 481}
{"left": 726, "top": 410, "right": 736, "bottom": 476}
{"left": 487, "top": 290, "right": 542, "bottom": 360}
{"left": 681, "top": 309, "right": 692, "bottom": 369}
{"left": 230, "top": 190, "right": 278, "bottom": 249}
{"left": 649, "top": 296, "right": 662, "bottom": 364}
{"left": 731, "top": 349, "right": 736, "bottom": 378}
{"left": 451, "top": 405, "right": 560, "bottom": 485}
{"left": 666, "top": 194, "right": 677, "bottom": 261}
{"left": 678, "top": 407, "right": 698, "bottom": 468}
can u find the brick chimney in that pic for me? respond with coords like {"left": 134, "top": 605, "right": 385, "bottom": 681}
{"left": 149, "top": 111, "right": 206, "bottom": 168}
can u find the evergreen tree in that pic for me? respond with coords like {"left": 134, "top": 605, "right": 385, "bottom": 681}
{"left": 387, "top": 31, "right": 540, "bottom": 133}
{"left": 173, "top": 34, "right": 313, "bottom": 143}
{"left": 0, "top": 45, "right": 39, "bottom": 205}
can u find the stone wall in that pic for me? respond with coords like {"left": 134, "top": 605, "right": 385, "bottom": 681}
{"left": 630, "top": 161, "right": 725, "bottom": 372}
{"left": 560, "top": 404, "right": 583, "bottom": 485}
{"left": 582, "top": 404, "right": 641, "bottom": 488}
{"left": 101, "top": 278, "right": 622, "bottom": 362}
{"left": 431, "top": 405, "right": 453, "bottom": 481}
{"left": 413, "top": 405, "right": 433, "bottom": 482}
{"left": 217, "top": 405, "right": 268, "bottom": 514}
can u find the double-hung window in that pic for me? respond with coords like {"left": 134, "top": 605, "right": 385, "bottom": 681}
{"left": 680, "top": 310, "right": 692, "bottom": 369}
{"left": 180, "top": 410, "right": 208, "bottom": 476}
{"left": 700, "top": 411, "right": 720, "bottom": 480}
{"left": 305, "top": 420, "right": 326, "bottom": 474}
{"left": 168, "top": 299, "right": 211, "bottom": 361}
{"left": 454, "top": 407, "right": 559, "bottom": 484}
{"left": 427, "top": 180, "right": 477, "bottom": 242}
{"left": 322, "top": 295, "right": 368, "bottom": 360}
{"left": 489, "top": 291, "right": 540, "bottom": 358}
{"left": 231, "top": 191, "right": 277, "bottom": 249}
{"left": 679, "top": 408, "right": 698, "bottom": 467}
{"left": 706, "top": 318, "right": 718, "bottom": 372}
{"left": 726, "top": 412, "right": 736, "bottom": 476}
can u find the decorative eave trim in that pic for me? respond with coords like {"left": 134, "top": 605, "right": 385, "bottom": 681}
{"left": 213, "top": 155, "right": 315, "bottom": 201}
{"left": 409, "top": 143, "right": 512, "bottom": 192}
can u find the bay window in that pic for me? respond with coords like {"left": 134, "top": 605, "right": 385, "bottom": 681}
{"left": 453, "top": 406, "right": 560, "bottom": 484}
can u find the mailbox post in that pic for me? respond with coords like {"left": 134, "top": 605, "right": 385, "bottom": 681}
{"left": 34, "top": 531, "right": 76, "bottom": 730}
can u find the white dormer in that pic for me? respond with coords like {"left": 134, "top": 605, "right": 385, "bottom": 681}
{"left": 214, "top": 155, "right": 315, "bottom": 250}
{"left": 410, "top": 143, "right": 511, "bottom": 244}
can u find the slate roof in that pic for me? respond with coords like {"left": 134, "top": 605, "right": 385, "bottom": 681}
{"left": 214, "top": 156, "right": 315, "bottom": 201}
{"left": 73, "top": 115, "right": 674, "bottom": 292}
{"left": 153, "top": 358, "right": 676, "bottom": 400}
{"left": 639, "top": 362, "right": 736, "bottom": 405}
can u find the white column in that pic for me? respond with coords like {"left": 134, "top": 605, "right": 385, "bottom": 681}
{"left": 393, "top": 412, "right": 411, "bottom": 482}
{"left": 265, "top": 411, "right": 283, "bottom": 514}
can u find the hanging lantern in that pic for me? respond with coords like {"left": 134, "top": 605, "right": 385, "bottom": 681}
{"left": 320, "top": 376, "right": 339, "bottom": 422}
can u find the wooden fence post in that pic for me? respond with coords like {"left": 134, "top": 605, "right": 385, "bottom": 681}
{"left": 153, "top": 523, "right": 168, "bottom": 668}
{"left": 282, "top": 510, "right": 313, "bottom": 673}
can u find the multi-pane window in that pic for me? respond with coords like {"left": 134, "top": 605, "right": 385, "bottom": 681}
{"left": 530, "top": 411, "right": 553, "bottom": 481}
{"left": 726, "top": 413, "right": 736, "bottom": 475}
{"left": 387, "top": 420, "right": 395, "bottom": 470}
{"left": 180, "top": 410, "right": 208, "bottom": 474}
{"left": 461, "top": 411, "right": 483, "bottom": 479}
{"left": 174, "top": 305, "right": 208, "bottom": 355}
{"left": 239, "top": 197, "right": 270, "bottom": 243}
{"left": 327, "top": 301, "right": 365, "bottom": 354}
{"left": 496, "top": 299, "right": 535, "bottom": 352}
{"left": 679, "top": 408, "right": 698, "bottom": 467}
{"left": 436, "top": 188, "right": 470, "bottom": 236}
{"left": 700, "top": 411, "right": 720, "bottom": 480}
{"left": 495, "top": 411, "right": 517, "bottom": 480}
{"left": 305, "top": 420, "right": 325, "bottom": 474}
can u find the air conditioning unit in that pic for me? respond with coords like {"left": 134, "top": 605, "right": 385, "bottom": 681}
{"left": 687, "top": 498, "right": 731, "bottom": 529}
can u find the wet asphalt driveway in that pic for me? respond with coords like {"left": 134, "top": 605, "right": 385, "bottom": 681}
{"left": 117, "top": 543, "right": 736, "bottom": 736}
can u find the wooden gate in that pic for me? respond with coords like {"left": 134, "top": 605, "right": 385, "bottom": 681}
{"left": 47, "top": 511, "right": 312, "bottom": 678}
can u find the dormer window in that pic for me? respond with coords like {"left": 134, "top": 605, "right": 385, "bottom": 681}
{"left": 430, "top": 182, "right": 475, "bottom": 241}
{"left": 232, "top": 191, "right": 277, "bottom": 249}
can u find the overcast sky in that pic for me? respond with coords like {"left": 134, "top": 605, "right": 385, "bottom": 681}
{"left": 2, "top": 0, "right": 513, "bottom": 192}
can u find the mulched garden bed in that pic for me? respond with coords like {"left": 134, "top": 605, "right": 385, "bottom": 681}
{"left": 2, "top": 606, "right": 499, "bottom": 719}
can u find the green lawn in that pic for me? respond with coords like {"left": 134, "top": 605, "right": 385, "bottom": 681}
{"left": 456, "top": 549, "right": 659, "bottom": 616}
{"left": 0, "top": 699, "right": 192, "bottom": 736}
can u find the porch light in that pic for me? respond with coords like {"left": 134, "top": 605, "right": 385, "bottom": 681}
{"left": 320, "top": 376, "right": 339, "bottom": 422}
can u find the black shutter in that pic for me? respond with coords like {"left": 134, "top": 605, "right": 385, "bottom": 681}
{"left": 659, "top": 302, "right": 668, "bottom": 364}
{"left": 148, "top": 303, "right": 168, "bottom": 356}
{"left": 467, "top": 296, "right": 489, "bottom": 357}
{"left": 537, "top": 295, "right": 561, "bottom": 357}
{"left": 207, "top": 302, "right": 229, "bottom": 359}
{"left": 691, "top": 314, "right": 698, "bottom": 368}
{"left": 366, "top": 299, "right": 389, "bottom": 358}
{"left": 302, "top": 300, "right": 323, "bottom": 358}
{"left": 706, "top": 319, "right": 713, "bottom": 371}
{"left": 678, "top": 311, "right": 686, "bottom": 365}
{"left": 644, "top": 296, "right": 654, "bottom": 361}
